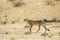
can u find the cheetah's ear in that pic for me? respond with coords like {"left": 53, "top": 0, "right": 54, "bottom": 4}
{"left": 24, "top": 18, "right": 28, "bottom": 21}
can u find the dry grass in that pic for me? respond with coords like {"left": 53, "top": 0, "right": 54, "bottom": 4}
{"left": 24, "top": 31, "right": 32, "bottom": 34}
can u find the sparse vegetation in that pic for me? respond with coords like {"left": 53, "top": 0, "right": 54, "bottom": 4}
{"left": 5, "top": 32, "right": 8, "bottom": 34}
{"left": 3, "top": 21, "right": 7, "bottom": 24}
{"left": 1, "top": 21, "right": 7, "bottom": 25}
{"left": 41, "top": 33, "right": 48, "bottom": 36}
{"left": 24, "top": 25, "right": 29, "bottom": 28}
{"left": 16, "top": 18, "right": 20, "bottom": 22}
{"left": 4, "top": 15, "right": 7, "bottom": 17}
{"left": 13, "top": 2, "right": 23, "bottom": 7}
{"left": 55, "top": 0, "right": 60, "bottom": 1}
{"left": 8, "top": 0, "right": 25, "bottom": 7}
{"left": 41, "top": 33, "right": 48, "bottom": 38}
{"left": 11, "top": 21, "right": 15, "bottom": 24}
{"left": 8, "top": 0, "right": 15, "bottom": 1}
{"left": 25, "top": 31, "right": 32, "bottom": 34}
{"left": 58, "top": 32, "right": 60, "bottom": 35}
{"left": 46, "top": 1, "right": 55, "bottom": 6}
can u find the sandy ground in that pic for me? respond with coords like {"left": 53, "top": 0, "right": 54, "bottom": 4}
{"left": 0, "top": 22, "right": 60, "bottom": 40}
{"left": 0, "top": 0, "right": 60, "bottom": 40}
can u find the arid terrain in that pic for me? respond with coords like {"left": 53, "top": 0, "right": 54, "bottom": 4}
{"left": 0, "top": 0, "right": 60, "bottom": 40}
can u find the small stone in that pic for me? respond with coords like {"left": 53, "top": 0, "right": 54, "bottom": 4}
{"left": 5, "top": 32, "right": 8, "bottom": 34}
